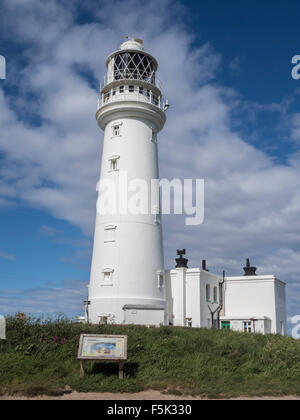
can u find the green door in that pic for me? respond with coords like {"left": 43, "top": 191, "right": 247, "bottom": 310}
{"left": 221, "top": 321, "right": 231, "bottom": 330}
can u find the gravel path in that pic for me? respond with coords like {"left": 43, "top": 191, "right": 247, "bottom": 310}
{"left": 1, "top": 391, "right": 300, "bottom": 400}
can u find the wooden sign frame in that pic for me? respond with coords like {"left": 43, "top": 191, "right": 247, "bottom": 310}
{"left": 77, "top": 334, "right": 128, "bottom": 379}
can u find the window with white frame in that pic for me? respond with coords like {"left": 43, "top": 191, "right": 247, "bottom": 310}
{"left": 111, "top": 122, "right": 122, "bottom": 138}
{"left": 110, "top": 159, "right": 118, "bottom": 171}
{"left": 113, "top": 125, "right": 120, "bottom": 136}
{"left": 206, "top": 284, "right": 210, "bottom": 301}
{"left": 129, "top": 85, "right": 134, "bottom": 92}
{"left": 119, "top": 85, "right": 124, "bottom": 93}
{"left": 213, "top": 286, "right": 218, "bottom": 302}
{"left": 243, "top": 321, "right": 252, "bottom": 333}
{"left": 109, "top": 155, "right": 120, "bottom": 171}
{"left": 99, "top": 316, "right": 108, "bottom": 325}
{"left": 151, "top": 127, "right": 157, "bottom": 143}
{"left": 186, "top": 318, "right": 192, "bottom": 328}
{"left": 157, "top": 271, "right": 164, "bottom": 289}
{"left": 104, "top": 272, "right": 111, "bottom": 282}
{"left": 104, "top": 225, "right": 117, "bottom": 242}
{"left": 101, "top": 268, "right": 114, "bottom": 285}
{"left": 153, "top": 205, "right": 161, "bottom": 224}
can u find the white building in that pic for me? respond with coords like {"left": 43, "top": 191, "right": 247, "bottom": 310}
{"left": 87, "top": 39, "right": 287, "bottom": 334}
{"left": 221, "top": 272, "right": 286, "bottom": 335}
{"left": 165, "top": 254, "right": 287, "bottom": 335}
{"left": 88, "top": 38, "right": 167, "bottom": 325}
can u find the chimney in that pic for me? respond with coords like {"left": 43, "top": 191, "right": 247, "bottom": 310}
{"left": 175, "top": 249, "right": 188, "bottom": 268}
{"left": 202, "top": 260, "right": 209, "bottom": 272}
{"left": 243, "top": 258, "right": 257, "bottom": 276}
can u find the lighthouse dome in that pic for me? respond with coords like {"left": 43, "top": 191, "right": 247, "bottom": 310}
{"left": 120, "top": 38, "right": 144, "bottom": 51}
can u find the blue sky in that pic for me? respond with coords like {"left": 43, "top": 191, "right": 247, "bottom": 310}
{"left": 0, "top": 0, "right": 300, "bottom": 332}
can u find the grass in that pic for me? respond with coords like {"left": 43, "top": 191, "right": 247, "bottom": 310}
{"left": 1, "top": 315, "right": 300, "bottom": 398}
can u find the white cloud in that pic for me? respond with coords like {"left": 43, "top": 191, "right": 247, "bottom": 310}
{"left": 290, "top": 113, "right": 300, "bottom": 142}
{"left": 0, "top": 0, "right": 300, "bottom": 323}
{"left": 0, "top": 251, "right": 15, "bottom": 261}
{"left": 229, "top": 56, "right": 240, "bottom": 72}
{"left": 0, "top": 280, "right": 87, "bottom": 316}
{"left": 40, "top": 225, "right": 63, "bottom": 236}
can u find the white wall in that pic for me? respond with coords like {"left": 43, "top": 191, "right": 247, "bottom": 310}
{"left": 165, "top": 268, "right": 286, "bottom": 335}
{"left": 165, "top": 268, "right": 222, "bottom": 328}
{"left": 185, "top": 269, "right": 201, "bottom": 327}
{"left": 89, "top": 105, "right": 166, "bottom": 324}
{"left": 199, "top": 270, "right": 222, "bottom": 328}
{"left": 168, "top": 268, "right": 186, "bottom": 326}
{"left": 224, "top": 275, "right": 286, "bottom": 334}
{"left": 124, "top": 308, "right": 165, "bottom": 326}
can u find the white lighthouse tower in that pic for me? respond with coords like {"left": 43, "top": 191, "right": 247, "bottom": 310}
{"left": 88, "top": 38, "right": 168, "bottom": 325}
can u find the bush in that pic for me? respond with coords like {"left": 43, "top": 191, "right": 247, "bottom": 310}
{"left": 0, "top": 315, "right": 300, "bottom": 397}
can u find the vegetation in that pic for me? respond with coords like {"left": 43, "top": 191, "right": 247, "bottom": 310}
{"left": 1, "top": 314, "right": 300, "bottom": 398}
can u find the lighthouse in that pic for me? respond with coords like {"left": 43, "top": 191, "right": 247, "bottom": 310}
{"left": 88, "top": 38, "right": 168, "bottom": 325}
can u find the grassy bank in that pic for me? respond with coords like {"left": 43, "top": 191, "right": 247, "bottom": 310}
{"left": 0, "top": 315, "right": 300, "bottom": 398}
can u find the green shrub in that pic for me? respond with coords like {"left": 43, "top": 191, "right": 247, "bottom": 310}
{"left": 0, "top": 315, "right": 300, "bottom": 397}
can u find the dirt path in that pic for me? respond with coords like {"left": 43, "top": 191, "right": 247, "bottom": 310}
{"left": 1, "top": 390, "right": 300, "bottom": 400}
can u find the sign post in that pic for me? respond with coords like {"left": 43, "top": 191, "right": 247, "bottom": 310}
{"left": 77, "top": 334, "right": 127, "bottom": 379}
{"left": 83, "top": 297, "right": 91, "bottom": 323}
{"left": 0, "top": 316, "right": 5, "bottom": 340}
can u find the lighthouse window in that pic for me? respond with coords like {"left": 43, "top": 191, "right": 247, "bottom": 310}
{"left": 104, "top": 225, "right": 116, "bottom": 242}
{"left": 101, "top": 268, "right": 114, "bottom": 286}
{"left": 151, "top": 128, "right": 157, "bottom": 143}
{"left": 119, "top": 85, "right": 124, "bottom": 93}
{"left": 129, "top": 85, "right": 134, "bottom": 92}
{"left": 110, "top": 158, "right": 118, "bottom": 171}
{"left": 108, "top": 154, "right": 120, "bottom": 171}
{"left": 99, "top": 316, "right": 108, "bottom": 325}
{"left": 157, "top": 271, "right": 164, "bottom": 289}
{"left": 139, "top": 86, "right": 143, "bottom": 94}
{"left": 104, "top": 272, "right": 111, "bottom": 283}
{"left": 113, "top": 125, "right": 120, "bottom": 136}
{"left": 113, "top": 52, "right": 155, "bottom": 83}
